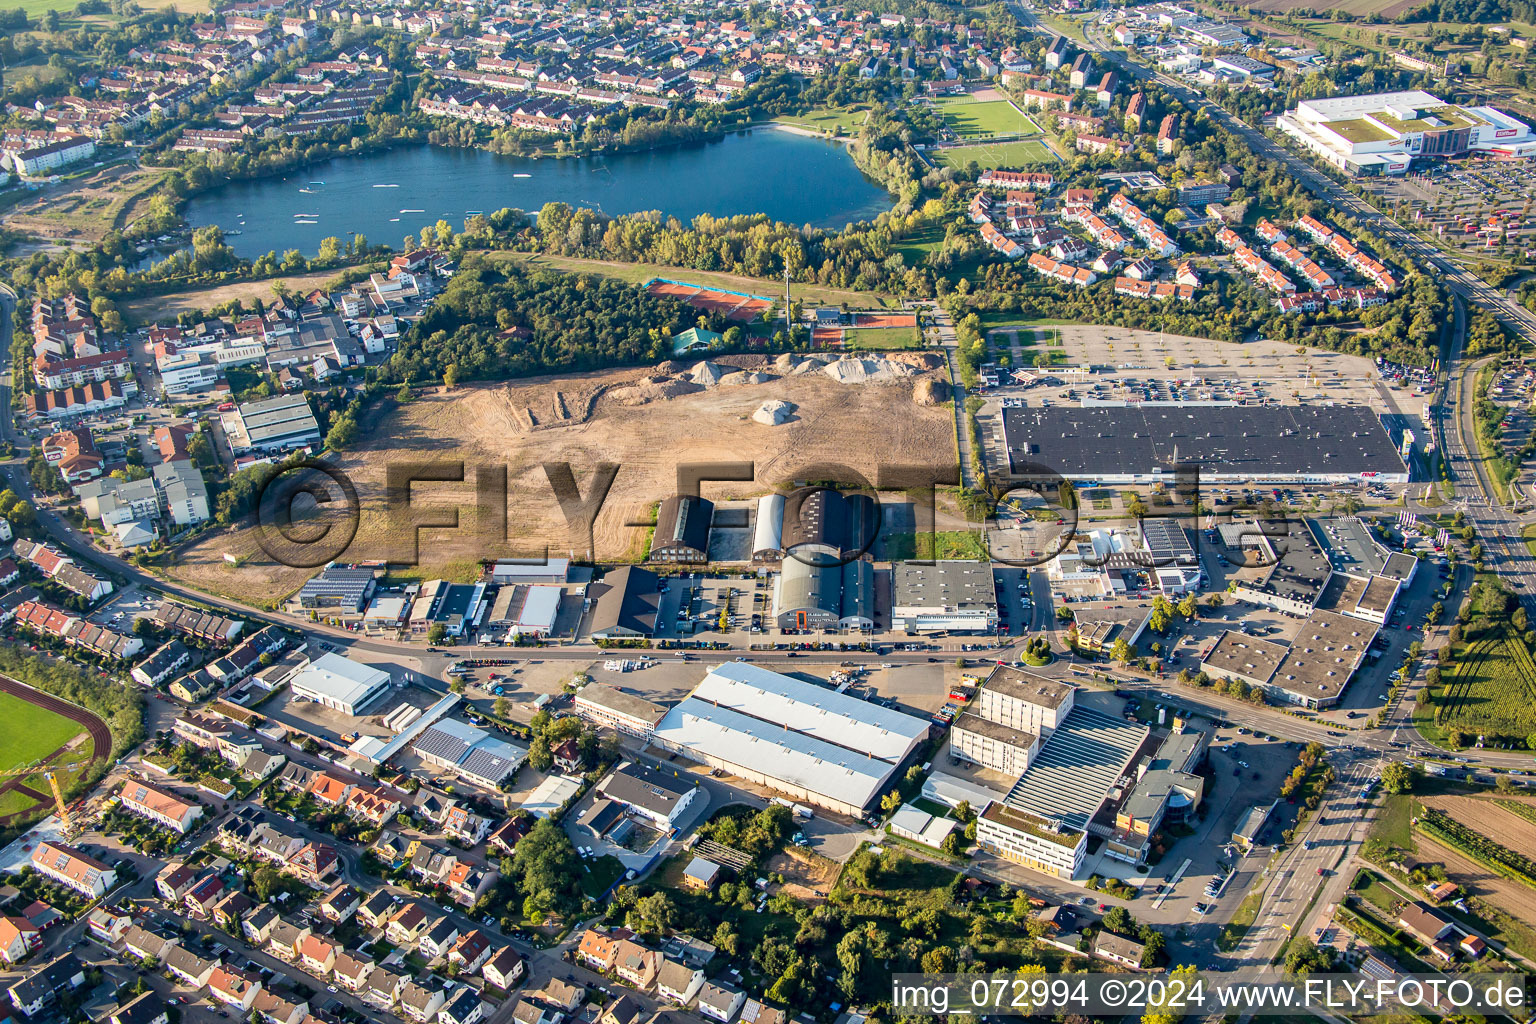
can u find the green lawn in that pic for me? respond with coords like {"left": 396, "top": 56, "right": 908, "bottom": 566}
{"left": 886, "top": 530, "right": 987, "bottom": 560}
{"left": 0, "top": 691, "right": 87, "bottom": 774}
{"left": 580, "top": 854, "right": 625, "bottom": 898}
{"left": 843, "top": 326, "right": 920, "bottom": 349}
{"left": 933, "top": 139, "right": 1059, "bottom": 170}
{"left": 495, "top": 252, "right": 895, "bottom": 309}
{"left": 773, "top": 107, "right": 869, "bottom": 135}
{"left": 933, "top": 96, "right": 1039, "bottom": 139}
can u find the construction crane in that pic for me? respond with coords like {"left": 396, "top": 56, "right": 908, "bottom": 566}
{"left": 0, "top": 759, "right": 87, "bottom": 832}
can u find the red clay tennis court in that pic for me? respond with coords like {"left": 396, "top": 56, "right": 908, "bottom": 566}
{"left": 851, "top": 313, "right": 917, "bottom": 328}
{"left": 646, "top": 278, "right": 775, "bottom": 322}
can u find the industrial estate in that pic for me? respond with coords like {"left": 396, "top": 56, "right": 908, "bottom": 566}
{"left": 3, "top": 0, "right": 1536, "bottom": 1016}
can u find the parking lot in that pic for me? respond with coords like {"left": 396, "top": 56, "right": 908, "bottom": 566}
{"left": 1365, "top": 159, "right": 1536, "bottom": 257}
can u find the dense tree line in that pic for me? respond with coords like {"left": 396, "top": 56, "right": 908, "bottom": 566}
{"left": 383, "top": 257, "right": 695, "bottom": 383}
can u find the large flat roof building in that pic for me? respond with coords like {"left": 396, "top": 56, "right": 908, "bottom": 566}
{"left": 1279, "top": 90, "right": 1536, "bottom": 175}
{"left": 651, "top": 662, "right": 929, "bottom": 815}
{"left": 891, "top": 561, "right": 998, "bottom": 634}
{"left": 225, "top": 394, "right": 321, "bottom": 453}
{"left": 1001, "top": 405, "right": 1407, "bottom": 484}
{"left": 976, "top": 704, "right": 1148, "bottom": 879}
{"left": 288, "top": 653, "right": 391, "bottom": 715}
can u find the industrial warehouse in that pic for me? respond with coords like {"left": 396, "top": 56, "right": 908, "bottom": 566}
{"left": 647, "top": 662, "right": 930, "bottom": 816}
{"left": 1000, "top": 404, "right": 1408, "bottom": 483}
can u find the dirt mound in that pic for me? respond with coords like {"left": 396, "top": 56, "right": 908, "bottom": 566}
{"left": 689, "top": 361, "right": 727, "bottom": 387}
{"left": 821, "top": 356, "right": 919, "bottom": 384}
{"left": 885, "top": 351, "right": 946, "bottom": 371}
{"left": 721, "top": 371, "right": 778, "bottom": 386}
{"left": 610, "top": 376, "right": 705, "bottom": 405}
{"left": 913, "top": 379, "right": 947, "bottom": 406}
{"left": 753, "top": 399, "right": 795, "bottom": 425}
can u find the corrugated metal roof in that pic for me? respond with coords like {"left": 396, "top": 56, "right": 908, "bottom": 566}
{"left": 1003, "top": 706, "right": 1146, "bottom": 830}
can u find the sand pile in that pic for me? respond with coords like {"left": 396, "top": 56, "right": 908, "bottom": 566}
{"left": 753, "top": 400, "right": 795, "bottom": 425}
{"left": 821, "top": 356, "right": 919, "bottom": 384}
{"left": 688, "top": 360, "right": 727, "bottom": 387}
{"left": 913, "top": 379, "right": 946, "bottom": 406}
{"left": 885, "top": 351, "right": 946, "bottom": 371}
{"left": 610, "top": 376, "right": 705, "bottom": 405}
{"left": 720, "top": 371, "right": 778, "bottom": 386}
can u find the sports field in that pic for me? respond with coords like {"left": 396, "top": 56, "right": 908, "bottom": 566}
{"left": 933, "top": 96, "right": 1038, "bottom": 139}
{"left": 0, "top": 691, "right": 88, "bottom": 774}
{"left": 933, "top": 139, "right": 1059, "bottom": 170}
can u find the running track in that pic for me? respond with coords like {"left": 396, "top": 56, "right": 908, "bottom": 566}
{"left": 0, "top": 675, "right": 111, "bottom": 820}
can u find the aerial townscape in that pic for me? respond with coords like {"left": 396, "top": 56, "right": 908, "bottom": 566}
{"left": 6, "top": 0, "right": 1536, "bottom": 1015}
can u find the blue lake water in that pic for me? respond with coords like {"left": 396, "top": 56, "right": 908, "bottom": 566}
{"left": 185, "top": 129, "right": 893, "bottom": 258}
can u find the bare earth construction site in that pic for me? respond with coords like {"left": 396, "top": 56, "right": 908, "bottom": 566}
{"left": 168, "top": 351, "right": 954, "bottom": 602}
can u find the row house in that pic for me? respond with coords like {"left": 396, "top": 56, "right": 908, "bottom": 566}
{"left": 1271, "top": 240, "right": 1335, "bottom": 289}
{"left": 119, "top": 780, "right": 202, "bottom": 833}
{"left": 1075, "top": 133, "right": 1129, "bottom": 156}
{"left": 1115, "top": 277, "right": 1196, "bottom": 301}
{"left": 1256, "top": 218, "right": 1287, "bottom": 244}
{"left": 31, "top": 841, "right": 117, "bottom": 898}
{"left": 1026, "top": 252, "right": 1096, "bottom": 289}
{"left": 12, "top": 600, "right": 141, "bottom": 660}
{"left": 979, "top": 222, "right": 1024, "bottom": 259}
{"left": 977, "top": 169, "right": 1054, "bottom": 192}
{"left": 24, "top": 381, "right": 128, "bottom": 422}
{"left": 1017, "top": 88, "right": 1071, "bottom": 111}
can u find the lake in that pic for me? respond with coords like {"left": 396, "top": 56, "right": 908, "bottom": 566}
{"left": 185, "top": 129, "right": 893, "bottom": 258}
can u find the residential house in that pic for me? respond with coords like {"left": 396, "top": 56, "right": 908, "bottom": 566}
{"left": 419, "top": 916, "right": 461, "bottom": 960}
{"left": 285, "top": 842, "right": 340, "bottom": 887}
{"left": 8, "top": 954, "right": 85, "bottom": 1017}
{"left": 85, "top": 906, "right": 132, "bottom": 945}
{"left": 576, "top": 929, "right": 619, "bottom": 972}
{"left": 398, "top": 981, "right": 446, "bottom": 1022}
{"left": 386, "top": 902, "right": 430, "bottom": 946}
{"left": 357, "top": 890, "right": 396, "bottom": 930}
{"left": 697, "top": 983, "right": 746, "bottom": 1023}
{"left": 439, "top": 989, "right": 484, "bottom": 1024}
{"left": 447, "top": 930, "right": 493, "bottom": 974}
{"left": 251, "top": 990, "right": 307, "bottom": 1024}
{"left": 242, "top": 906, "right": 281, "bottom": 946}
{"left": 488, "top": 816, "right": 532, "bottom": 856}
{"left": 208, "top": 966, "right": 263, "bottom": 1011}
{"left": 0, "top": 917, "right": 40, "bottom": 964}
{"left": 363, "top": 967, "right": 406, "bottom": 1009}
{"left": 318, "top": 884, "right": 360, "bottom": 924}
{"left": 655, "top": 958, "right": 705, "bottom": 1005}
{"left": 121, "top": 925, "right": 177, "bottom": 963}
{"left": 443, "top": 805, "right": 492, "bottom": 846}
{"left": 612, "top": 939, "right": 659, "bottom": 989}
{"left": 111, "top": 992, "right": 169, "bottom": 1024}
{"left": 297, "top": 933, "right": 338, "bottom": 977}
{"left": 332, "top": 952, "right": 373, "bottom": 992}
{"left": 163, "top": 946, "right": 218, "bottom": 988}
{"left": 601, "top": 996, "right": 645, "bottom": 1024}
{"left": 481, "top": 947, "right": 525, "bottom": 990}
